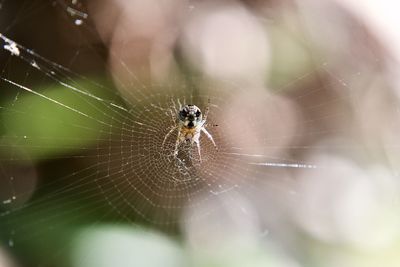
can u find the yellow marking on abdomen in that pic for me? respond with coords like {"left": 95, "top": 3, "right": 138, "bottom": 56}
{"left": 180, "top": 127, "right": 198, "bottom": 139}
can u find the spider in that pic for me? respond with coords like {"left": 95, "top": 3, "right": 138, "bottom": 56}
{"left": 162, "top": 100, "right": 217, "bottom": 162}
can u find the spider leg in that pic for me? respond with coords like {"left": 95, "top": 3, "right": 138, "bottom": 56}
{"left": 169, "top": 97, "right": 180, "bottom": 124}
{"left": 162, "top": 126, "right": 177, "bottom": 148}
{"left": 201, "top": 127, "right": 217, "bottom": 150}
{"left": 170, "top": 97, "right": 178, "bottom": 111}
{"left": 168, "top": 108, "right": 176, "bottom": 124}
{"left": 177, "top": 98, "right": 183, "bottom": 112}
{"left": 195, "top": 140, "right": 202, "bottom": 162}
{"left": 173, "top": 132, "right": 181, "bottom": 158}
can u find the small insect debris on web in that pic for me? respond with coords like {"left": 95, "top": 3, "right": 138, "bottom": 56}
{"left": 0, "top": 34, "right": 20, "bottom": 56}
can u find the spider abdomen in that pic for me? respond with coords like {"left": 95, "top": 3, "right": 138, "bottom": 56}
{"left": 179, "top": 126, "right": 201, "bottom": 143}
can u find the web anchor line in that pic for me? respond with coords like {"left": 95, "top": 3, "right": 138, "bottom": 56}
{"left": 249, "top": 162, "right": 318, "bottom": 169}
{"left": 0, "top": 33, "right": 129, "bottom": 114}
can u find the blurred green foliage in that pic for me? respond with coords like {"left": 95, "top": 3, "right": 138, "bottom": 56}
{"left": 2, "top": 79, "right": 118, "bottom": 160}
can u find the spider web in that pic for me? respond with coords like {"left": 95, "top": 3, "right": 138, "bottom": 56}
{"left": 0, "top": 0, "right": 393, "bottom": 266}
{"left": 0, "top": 38, "right": 309, "bottom": 224}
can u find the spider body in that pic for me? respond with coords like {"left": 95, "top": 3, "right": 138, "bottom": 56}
{"left": 163, "top": 102, "right": 217, "bottom": 162}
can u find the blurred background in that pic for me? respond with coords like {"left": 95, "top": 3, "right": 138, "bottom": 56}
{"left": 1, "top": 0, "right": 400, "bottom": 266}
